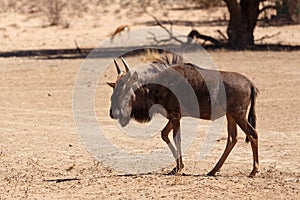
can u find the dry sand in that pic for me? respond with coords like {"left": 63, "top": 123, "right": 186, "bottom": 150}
{"left": 0, "top": 4, "right": 299, "bottom": 199}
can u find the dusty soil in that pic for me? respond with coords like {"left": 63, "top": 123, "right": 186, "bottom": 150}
{"left": 0, "top": 5, "right": 299, "bottom": 200}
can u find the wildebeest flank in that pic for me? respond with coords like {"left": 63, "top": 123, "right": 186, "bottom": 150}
{"left": 107, "top": 54, "right": 259, "bottom": 177}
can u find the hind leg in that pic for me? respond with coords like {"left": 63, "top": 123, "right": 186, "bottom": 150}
{"left": 172, "top": 119, "right": 184, "bottom": 174}
{"left": 207, "top": 115, "right": 238, "bottom": 176}
{"left": 237, "top": 118, "right": 259, "bottom": 177}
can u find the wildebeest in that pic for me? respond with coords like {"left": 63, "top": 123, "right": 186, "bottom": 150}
{"left": 107, "top": 54, "right": 259, "bottom": 177}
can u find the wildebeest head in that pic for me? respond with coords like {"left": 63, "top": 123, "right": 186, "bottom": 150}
{"left": 107, "top": 57, "right": 138, "bottom": 127}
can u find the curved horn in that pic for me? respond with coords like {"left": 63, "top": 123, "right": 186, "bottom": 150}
{"left": 114, "top": 59, "right": 121, "bottom": 74}
{"left": 121, "top": 57, "right": 130, "bottom": 72}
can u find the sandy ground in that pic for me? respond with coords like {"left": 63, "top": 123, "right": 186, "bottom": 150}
{"left": 0, "top": 5, "right": 300, "bottom": 200}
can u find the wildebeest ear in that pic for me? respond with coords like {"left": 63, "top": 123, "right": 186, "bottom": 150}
{"left": 131, "top": 71, "right": 138, "bottom": 82}
{"left": 106, "top": 82, "right": 115, "bottom": 88}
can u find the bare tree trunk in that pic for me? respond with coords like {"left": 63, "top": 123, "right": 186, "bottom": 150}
{"left": 288, "top": 0, "right": 300, "bottom": 23}
{"left": 224, "top": 0, "right": 260, "bottom": 49}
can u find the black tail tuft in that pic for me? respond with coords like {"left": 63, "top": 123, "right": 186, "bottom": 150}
{"left": 246, "top": 85, "right": 258, "bottom": 143}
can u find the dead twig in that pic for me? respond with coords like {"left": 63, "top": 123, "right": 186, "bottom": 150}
{"left": 216, "top": 29, "right": 228, "bottom": 41}
{"left": 147, "top": 13, "right": 185, "bottom": 45}
{"left": 74, "top": 39, "right": 82, "bottom": 54}
{"left": 43, "top": 177, "right": 80, "bottom": 183}
{"left": 255, "top": 32, "right": 281, "bottom": 43}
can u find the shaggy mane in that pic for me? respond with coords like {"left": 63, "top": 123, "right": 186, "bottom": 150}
{"left": 129, "top": 54, "right": 190, "bottom": 124}
{"left": 129, "top": 54, "right": 184, "bottom": 123}
{"left": 151, "top": 54, "right": 184, "bottom": 70}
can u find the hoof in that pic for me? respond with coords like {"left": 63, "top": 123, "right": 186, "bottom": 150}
{"left": 167, "top": 166, "right": 183, "bottom": 176}
{"left": 167, "top": 167, "right": 177, "bottom": 175}
{"left": 167, "top": 169, "right": 176, "bottom": 176}
{"left": 248, "top": 171, "right": 257, "bottom": 178}
{"left": 207, "top": 171, "right": 216, "bottom": 177}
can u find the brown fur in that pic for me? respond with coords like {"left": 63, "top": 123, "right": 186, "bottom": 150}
{"left": 108, "top": 55, "right": 259, "bottom": 177}
{"left": 111, "top": 25, "right": 130, "bottom": 40}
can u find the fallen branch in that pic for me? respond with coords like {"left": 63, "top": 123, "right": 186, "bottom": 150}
{"left": 259, "top": 5, "right": 277, "bottom": 14}
{"left": 187, "top": 29, "right": 223, "bottom": 46}
{"left": 254, "top": 32, "right": 281, "bottom": 43}
{"left": 43, "top": 177, "right": 80, "bottom": 183}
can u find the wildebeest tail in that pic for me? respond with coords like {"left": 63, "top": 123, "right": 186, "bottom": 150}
{"left": 246, "top": 85, "right": 258, "bottom": 143}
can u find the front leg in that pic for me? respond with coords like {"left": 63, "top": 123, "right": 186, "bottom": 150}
{"left": 161, "top": 119, "right": 183, "bottom": 175}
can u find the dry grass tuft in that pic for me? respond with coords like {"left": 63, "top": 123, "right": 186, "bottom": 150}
{"left": 140, "top": 49, "right": 162, "bottom": 63}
